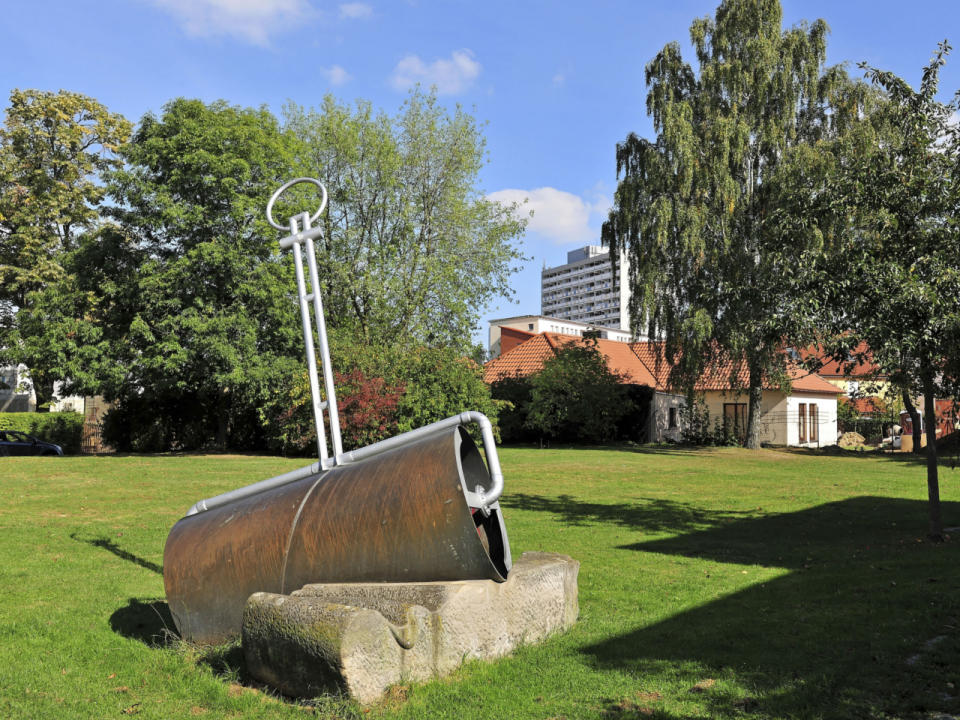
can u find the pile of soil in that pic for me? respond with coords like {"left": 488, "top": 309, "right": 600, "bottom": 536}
{"left": 838, "top": 431, "right": 866, "bottom": 448}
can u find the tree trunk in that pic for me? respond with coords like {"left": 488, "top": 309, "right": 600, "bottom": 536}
{"left": 32, "top": 375, "right": 56, "bottom": 411}
{"left": 902, "top": 388, "right": 923, "bottom": 455}
{"left": 745, "top": 363, "right": 763, "bottom": 450}
{"left": 216, "top": 391, "right": 230, "bottom": 450}
{"left": 921, "top": 372, "right": 943, "bottom": 541}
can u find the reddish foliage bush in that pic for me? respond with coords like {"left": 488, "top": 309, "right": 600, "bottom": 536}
{"left": 334, "top": 369, "right": 405, "bottom": 450}
{"left": 273, "top": 369, "right": 405, "bottom": 454}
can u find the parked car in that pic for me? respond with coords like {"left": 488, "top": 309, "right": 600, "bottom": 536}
{"left": 0, "top": 430, "right": 63, "bottom": 456}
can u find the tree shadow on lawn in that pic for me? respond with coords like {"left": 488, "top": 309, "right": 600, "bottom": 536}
{"left": 507, "top": 493, "right": 754, "bottom": 536}
{"left": 581, "top": 496, "right": 960, "bottom": 719}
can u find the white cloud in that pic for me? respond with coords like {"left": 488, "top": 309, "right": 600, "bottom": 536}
{"left": 552, "top": 73, "right": 565, "bottom": 88}
{"left": 339, "top": 2, "right": 372, "bottom": 18}
{"left": 321, "top": 65, "right": 352, "bottom": 86}
{"left": 488, "top": 187, "right": 609, "bottom": 245}
{"left": 150, "top": 0, "right": 314, "bottom": 45}
{"left": 390, "top": 50, "right": 481, "bottom": 95}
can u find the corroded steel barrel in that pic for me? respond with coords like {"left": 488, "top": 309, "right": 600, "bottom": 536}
{"left": 163, "top": 427, "right": 510, "bottom": 644}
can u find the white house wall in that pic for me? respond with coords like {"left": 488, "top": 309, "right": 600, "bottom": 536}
{"left": 785, "top": 394, "right": 838, "bottom": 448}
{"left": 701, "top": 391, "right": 838, "bottom": 447}
{"left": 651, "top": 393, "right": 685, "bottom": 442}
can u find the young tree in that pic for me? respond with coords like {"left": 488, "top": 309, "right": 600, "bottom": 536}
{"left": 282, "top": 90, "right": 526, "bottom": 351}
{"left": 824, "top": 43, "right": 960, "bottom": 539}
{"left": 0, "top": 89, "right": 130, "bottom": 405}
{"left": 602, "top": 0, "right": 845, "bottom": 448}
{"left": 525, "top": 337, "right": 632, "bottom": 443}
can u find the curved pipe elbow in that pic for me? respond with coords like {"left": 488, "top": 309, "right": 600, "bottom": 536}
{"left": 458, "top": 411, "right": 504, "bottom": 508}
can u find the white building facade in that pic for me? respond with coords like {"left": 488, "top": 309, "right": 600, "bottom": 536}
{"left": 487, "top": 315, "right": 633, "bottom": 358}
{"left": 541, "top": 245, "right": 631, "bottom": 330}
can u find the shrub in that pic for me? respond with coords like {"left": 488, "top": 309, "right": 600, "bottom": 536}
{"left": 272, "top": 369, "right": 405, "bottom": 455}
{"left": 0, "top": 412, "right": 84, "bottom": 454}
{"left": 525, "top": 337, "right": 633, "bottom": 443}
{"left": 267, "top": 339, "right": 503, "bottom": 456}
{"left": 679, "top": 402, "right": 740, "bottom": 446}
{"left": 490, "top": 374, "right": 535, "bottom": 443}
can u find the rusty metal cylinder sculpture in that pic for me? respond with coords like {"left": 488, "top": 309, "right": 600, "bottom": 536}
{"left": 165, "top": 423, "right": 510, "bottom": 644}
{"left": 163, "top": 179, "right": 511, "bottom": 644}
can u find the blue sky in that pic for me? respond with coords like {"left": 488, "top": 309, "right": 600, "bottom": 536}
{"left": 5, "top": 1, "right": 960, "bottom": 347}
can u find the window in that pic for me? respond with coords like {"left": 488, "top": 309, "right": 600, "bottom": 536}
{"left": 723, "top": 403, "right": 747, "bottom": 442}
{"left": 668, "top": 407, "right": 679, "bottom": 429}
{"left": 798, "top": 402, "right": 807, "bottom": 443}
{"left": 528, "top": 323, "right": 534, "bottom": 331}
{"left": 809, "top": 404, "right": 818, "bottom": 443}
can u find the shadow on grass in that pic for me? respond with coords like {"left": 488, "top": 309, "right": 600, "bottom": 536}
{"left": 507, "top": 493, "right": 754, "bottom": 535}
{"left": 110, "top": 597, "right": 177, "bottom": 646}
{"left": 70, "top": 533, "right": 163, "bottom": 575}
{"left": 578, "top": 496, "right": 960, "bottom": 719}
{"left": 502, "top": 442, "right": 715, "bottom": 457}
{"left": 109, "top": 599, "right": 254, "bottom": 690}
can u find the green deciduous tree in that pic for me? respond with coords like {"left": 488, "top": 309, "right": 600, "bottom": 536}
{"left": 525, "top": 337, "right": 632, "bottom": 444}
{"left": 101, "top": 98, "right": 302, "bottom": 450}
{"left": 282, "top": 90, "right": 526, "bottom": 351}
{"left": 0, "top": 89, "right": 130, "bottom": 405}
{"left": 603, "top": 0, "right": 846, "bottom": 448}
{"left": 819, "top": 43, "right": 960, "bottom": 539}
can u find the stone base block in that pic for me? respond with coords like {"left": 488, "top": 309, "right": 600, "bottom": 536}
{"left": 242, "top": 551, "right": 579, "bottom": 703}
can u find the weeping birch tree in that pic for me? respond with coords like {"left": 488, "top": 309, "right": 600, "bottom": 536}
{"left": 603, "top": 0, "right": 845, "bottom": 447}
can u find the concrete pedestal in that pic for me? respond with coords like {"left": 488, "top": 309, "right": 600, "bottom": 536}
{"left": 242, "top": 552, "right": 579, "bottom": 703}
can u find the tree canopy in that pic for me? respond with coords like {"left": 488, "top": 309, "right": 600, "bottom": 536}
{"left": 0, "top": 89, "right": 131, "bottom": 405}
{"left": 525, "top": 337, "right": 633, "bottom": 443}
{"left": 100, "top": 98, "right": 304, "bottom": 449}
{"left": 283, "top": 90, "right": 526, "bottom": 351}
{"left": 816, "top": 43, "right": 960, "bottom": 539}
{"left": 0, "top": 89, "right": 523, "bottom": 451}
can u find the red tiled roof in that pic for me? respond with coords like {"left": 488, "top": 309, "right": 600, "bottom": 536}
{"left": 546, "top": 334, "right": 657, "bottom": 386}
{"left": 499, "top": 326, "right": 536, "bottom": 355}
{"left": 484, "top": 333, "right": 842, "bottom": 395}
{"left": 786, "top": 364, "right": 844, "bottom": 394}
{"left": 483, "top": 334, "right": 555, "bottom": 382}
{"left": 801, "top": 341, "right": 882, "bottom": 378}
{"left": 630, "top": 341, "right": 840, "bottom": 394}
{"left": 484, "top": 332, "right": 656, "bottom": 386}
{"left": 841, "top": 396, "right": 887, "bottom": 415}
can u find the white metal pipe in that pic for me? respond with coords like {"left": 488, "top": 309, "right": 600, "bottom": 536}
{"left": 290, "top": 214, "right": 330, "bottom": 465}
{"left": 304, "top": 232, "right": 343, "bottom": 460}
{"left": 183, "top": 412, "right": 503, "bottom": 517}
{"left": 185, "top": 459, "right": 325, "bottom": 516}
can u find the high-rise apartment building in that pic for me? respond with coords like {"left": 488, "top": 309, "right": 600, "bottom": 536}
{"left": 541, "top": 245, "right": 631, "bottom": 330}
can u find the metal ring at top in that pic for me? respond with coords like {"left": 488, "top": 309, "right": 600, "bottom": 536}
{"left": 266, "top": 177, "right": 328, "bottom": 230}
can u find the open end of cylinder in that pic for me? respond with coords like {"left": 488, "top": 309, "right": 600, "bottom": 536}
{"left": 456, "top": 427, "right": 512, "bottom": 578}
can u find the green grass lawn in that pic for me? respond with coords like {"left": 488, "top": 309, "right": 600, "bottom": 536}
{"left": 2, "top": 446, "right": 959, "bottom": 719}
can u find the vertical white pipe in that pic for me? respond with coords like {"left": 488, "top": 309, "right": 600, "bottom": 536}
{"left": 290, "top": 214, "right": 329, "bottom": 464}
{"left": 304, "top": 233, "right": 343, "bottom": 460}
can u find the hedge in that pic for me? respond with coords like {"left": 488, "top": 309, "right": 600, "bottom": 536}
{"left": 0, "top": 412, "right": 84, "bottom": 454}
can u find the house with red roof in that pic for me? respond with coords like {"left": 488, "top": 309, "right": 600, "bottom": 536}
{"left": 801, "top": 341, "right": 894, "bottom": 400}
{"left": 484, "top": 331, "right": 843, "bottom": 446}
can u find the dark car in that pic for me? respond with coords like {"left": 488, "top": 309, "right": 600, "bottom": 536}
{"left": 0, "top": 430, "right": 63, "bottom": 456}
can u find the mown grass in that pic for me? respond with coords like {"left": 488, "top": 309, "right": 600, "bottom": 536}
{"left": 1, "top": 447, "right": 959, "bottom": 719}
